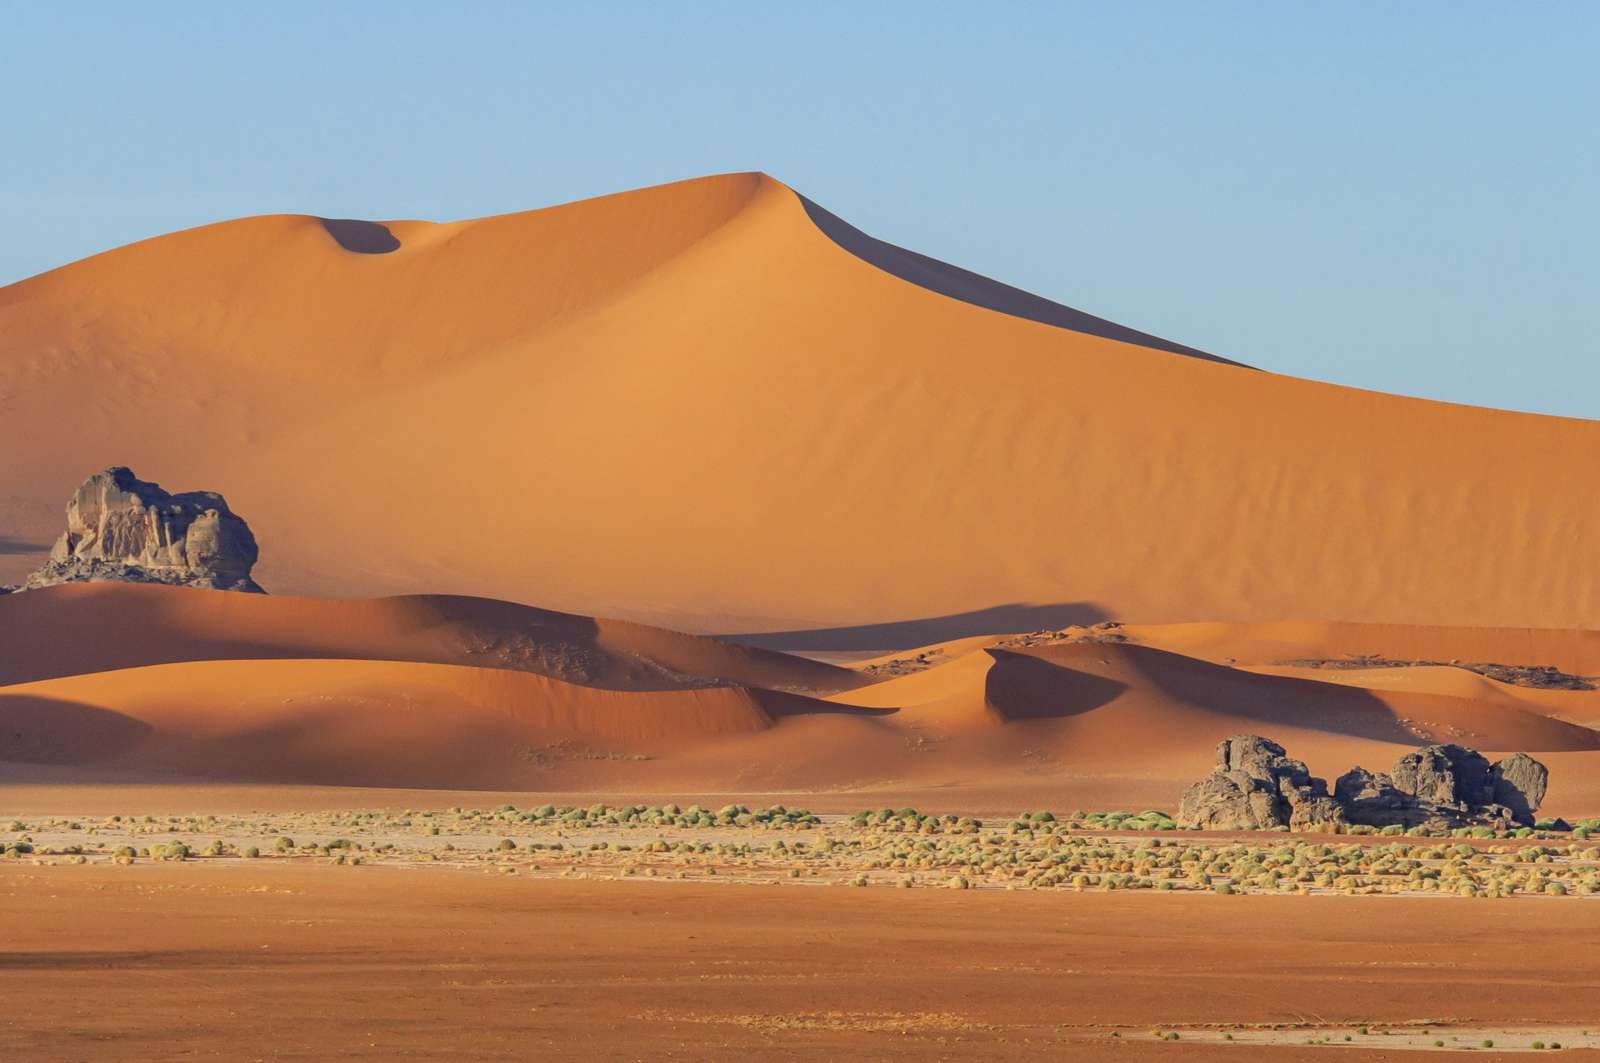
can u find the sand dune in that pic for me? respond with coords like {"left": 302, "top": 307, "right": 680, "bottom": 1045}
{"left": 0, "top": 657, "right": 890, "bottom": 789}
{"left": 6, "top": 172, "right": 1600, "bottom": 634}
{"left": 2, "top": 582, "right": 1598, "bottom": 800}
{"left": 835, "top": 641, "right": 1599, "bottom": 749}
{"left": 0, "top": 582, "right": 861, "bottom": 693}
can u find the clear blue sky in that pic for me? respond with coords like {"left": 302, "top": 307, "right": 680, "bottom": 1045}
{"left": 4, "top": 3, "right": 1596, "bottom": 417}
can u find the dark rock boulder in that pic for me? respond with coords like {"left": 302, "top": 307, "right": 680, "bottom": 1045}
{"left": 1490, "top": 752, "right": 1550, "bottom": 826}
{"left": 1181, "top": 736, "right": 1552, "bottom": 832}
{"left": 1390, "top": 744, "right": 1494, "bottom": 809}
{"left": 1334, "top": 744, "right": 1546, "bottom": 829}
{"left": 1334, "top": 767, "right": 1421, "bottom": 827}
{"left": 1177, "top": 735, "right": 1346, "bottom": 831}
{"left": 18, "top": 467, "right": 263, "bottom": 593}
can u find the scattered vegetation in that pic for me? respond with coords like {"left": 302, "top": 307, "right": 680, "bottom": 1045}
{"left": 2, "top": 804, "right": 1598, "bottom": 900}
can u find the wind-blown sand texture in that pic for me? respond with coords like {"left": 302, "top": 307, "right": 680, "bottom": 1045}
{"left": 6, "top": 172, "right": 1600, "bottom": 636}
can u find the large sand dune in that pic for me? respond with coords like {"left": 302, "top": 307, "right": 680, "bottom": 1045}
{"left": 6, "top": 172, "right": 1600, "bottom": 634}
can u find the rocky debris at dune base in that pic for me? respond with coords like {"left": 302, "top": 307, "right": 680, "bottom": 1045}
{"left": 7, "top": 467, "right": 263, "bottom": 594}
{"left": 1178, "top": 735, "right": 1548, "bottom": 831}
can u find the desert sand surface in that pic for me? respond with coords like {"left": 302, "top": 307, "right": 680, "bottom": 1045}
{"left": 7, "top": 172, "right": 1600, "bottom": 635}
{"left": 8, "top": 170, "right": 1600, "bottom": 1061}
{"left": 7, "top": 585, "right": 1600, "bottom": 816}
{"left": 3, "top": 864, "right": 1598, "bottom": 1060}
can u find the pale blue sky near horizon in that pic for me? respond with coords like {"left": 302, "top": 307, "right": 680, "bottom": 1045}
{"left": 3, "top": 3, "right": 1595, "bottom": 418}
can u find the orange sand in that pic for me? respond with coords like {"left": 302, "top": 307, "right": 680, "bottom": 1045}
{"left": 6, "top": 173, "right": 1600, "bottom": 634}
{"left": 5, "top": 866, "right": 1599, "bottom": 1061}
{"left": 5, "top": 586, "right": 1600, "bottom": 815}
{"left": 4, "top": 175, "right": 1600, "bottom": 816}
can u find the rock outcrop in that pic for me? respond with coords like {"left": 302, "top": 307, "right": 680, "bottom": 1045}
{"left": 1179, "top": 736, "right": 1550, "bottom": 831}
{"left": 1490, "top": 752, "right": 1549, "bottom": 825}
{"left": 1335, "top": 741, "right": 1548, "bottom": 829}
{"left": 16, "top": 467, "right": 263, "bottom": 593}
{"left": 1177, "top": 736, "right": 1347, "bottom": 831}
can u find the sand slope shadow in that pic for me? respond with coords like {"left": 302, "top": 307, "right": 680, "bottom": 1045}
{"left": 983, "top": 649, "right": 1128, "bottom": 720}
{"left": 1025, "top": 641, "right": 1600, "bottom": 750}
{"left": 723, "top": 602, "right": 1111, "bottom": 653}
{"left": 319, "top": 218, "right": 400, "bottom": 254}
{"left": 796, "top": 192, "right": 1245, "bottom": 366}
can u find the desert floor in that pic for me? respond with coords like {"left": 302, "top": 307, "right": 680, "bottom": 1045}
{"left": 4, "top": 862, "right": 1599, "bottom": 1061}
{"left": 6, "top": 798, "right": 1600, "bottom": 1060}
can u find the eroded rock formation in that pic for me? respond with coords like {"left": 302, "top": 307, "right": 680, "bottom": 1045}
{"left": 16, "top": 467, "right": 262, "bottom": 593}
{"left": 1179, "top": 735, "right": 1549, "bottom": 831}
{"left": 1176, "top": 736, "right": 1347, "bottom": 831}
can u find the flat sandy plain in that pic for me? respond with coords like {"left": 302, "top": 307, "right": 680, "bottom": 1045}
{"left": 6, "top": 805, "right": 1600, "bottom": 1059}
{"left": 5, "top": 861, "right": 1599, "bottom": 1060}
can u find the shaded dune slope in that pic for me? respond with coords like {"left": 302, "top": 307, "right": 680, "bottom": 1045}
{"left": 795, "top": 193, "right": 1241, "bottom": 365}
{"left": 4, "top": 173, "right": 1600, "bottom": 633}
{"left": 0, "top": 583, "right": 863, "bottom": 694}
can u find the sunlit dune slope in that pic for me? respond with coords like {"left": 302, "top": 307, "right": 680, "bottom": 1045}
{"left": 5, "top": 172, "right": 1600, "bottom": 633}
{"left": 0, "top": 583, "right": 861, "bottom": 694}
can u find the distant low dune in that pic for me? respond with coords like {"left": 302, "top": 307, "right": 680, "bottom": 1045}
{"left": 3, "top": 585, "right": 1598, "bottom": 813}
{"left": 0, "top": 583, "right": 862, "bottom": 694}
{"left": 0, "top": 657, "right": 862, "bottom": 789}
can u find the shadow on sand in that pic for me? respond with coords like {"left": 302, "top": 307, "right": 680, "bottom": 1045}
{"left": 319, "top": 218, "right": 400, "bottom": 254}
{"left": 983, "top": 649, "right": 1129, "bottom": 720}
{"left": 0, "top": 536, "right": 49, "bottom": 555}
{"left": 796, "top": 192, "right": 1246, "bottom": 367}
{"left": 719, "top": 602, "right": 1111, "bottom": 654}
{"left": 0, "top": 695, "right": 153, "bottom": 764}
